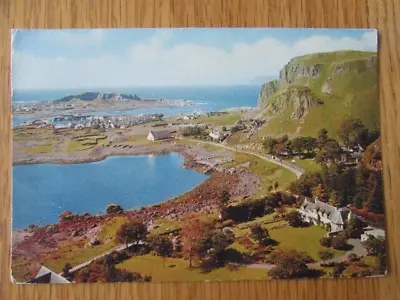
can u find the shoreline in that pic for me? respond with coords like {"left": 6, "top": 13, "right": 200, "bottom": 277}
{"left": 13, "top": 141, "right": 186, "bottom": 166}
{"left": 12, "top": 140, "right": 241, "bottom": 231}
{"left": 12, "top": 101, "right": 195, "bottom": 120}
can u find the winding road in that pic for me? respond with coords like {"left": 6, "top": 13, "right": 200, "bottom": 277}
{"left": 180, "top": 138, "right": 304, "bottom": 178}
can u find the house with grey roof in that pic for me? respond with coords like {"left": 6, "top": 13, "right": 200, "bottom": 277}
{"left": 298, "top": 198, "right": 352, "bottom": 234}
{"left": 147, "top": 130, "right": 171, "bottom": 141}
{"left": 27, "top": 266, "right": 70, "bottom": 284}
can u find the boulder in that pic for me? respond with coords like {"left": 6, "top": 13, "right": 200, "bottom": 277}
{"left": 106, "top": 204, "right": 123, "bottom": 214}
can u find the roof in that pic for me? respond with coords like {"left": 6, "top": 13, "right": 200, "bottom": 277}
{"left": 300, "top": 198, "right": 351, "bottom": 225}
{"left": 28, "top": 266, "right": 70, "bottom": 284}
{"left": 148, "top": 130, "right": 171, "bottom": 139}
{"left": 365, "top": 229, "right": 386, "bottom": 238}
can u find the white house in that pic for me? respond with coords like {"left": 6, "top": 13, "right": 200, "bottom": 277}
{"left": 209, "top": 130, "right": 222, "bottom": 141}
{"left": 298, "top": 198, "right": 352, "bottom": 233}
{"left": 27, "top": 266, "right": 70, "bottom": 284}
{"left": 147, "top": 130, "right": 171, "bottom": 141}
{"left": 361, "top": 228, "right": 385, "bottom": 242}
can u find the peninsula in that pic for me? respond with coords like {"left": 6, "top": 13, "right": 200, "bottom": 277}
{"left": 12, "top": 91, "right": 195, "bottom": 120}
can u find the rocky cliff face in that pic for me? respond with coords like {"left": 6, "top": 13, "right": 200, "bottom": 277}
{"left": 266, "top": 87, "right": 323, "bottom": 120}
{"left": 258, "top": 61, "right": 322, "bottom": 106}
{"left": 258, "top": 51, "right": 377, "bottom": 108}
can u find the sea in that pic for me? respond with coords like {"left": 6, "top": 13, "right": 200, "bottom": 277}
{"left": 12, "top": 154, "right": 209, "bottom": 230}
{"left": 12, "top": 85, "right": 261, "bottom": 125}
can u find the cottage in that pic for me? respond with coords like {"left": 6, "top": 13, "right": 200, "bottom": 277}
{"left": 209, "top": 130, "right": 222, "bottom": 141}
{"left": 27, "top": 266, "right": 70, "bottom": 284}
{"left": 361, "top": 228, "right": 385, "bottom": 242}
{"left": 298, "top": 198, "right": 352, "bottom": 233}
{"left": 147, "top": 130, "right": 171, "bottom": 141}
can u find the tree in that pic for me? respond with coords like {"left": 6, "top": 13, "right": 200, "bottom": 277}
{"left": 150, "top": 236, "right": 173, "bottom": 267}
{"left": 362, "top": 236, "right": 386, "bottom": 256}
{"left": 328, "top": 190, "right": 340, "bottom": 207}
{"left": 303, "top": 137, "right": 317, "bottom": 153}
{"left": 318, "top": 249, "right": 334, "bottom": 264}
{"left": 376, "top": 253, "right": 387, "bottom": 274}
{"left": 319, "top": 236, "right": 332, "bottom": 248}
{"left": 250, "top": 225, "right": 272, "bottom": 245}
{"left": 221, "top": 126, "right": 227, "bottom": 131}
{"left": 345, "top": 215, "right": 365, "bottom": 238}
{"left": 338, "top": 118, "right": 369, "bottom": 148}
{"left": 269, "top": 250, "right": 311, "bottom": 279}
{"left": 291, "top": 137, "right": 305, "bottom": 153}
{"left": 312, "top": 184, "right": 328, "bottom": 201}
{"left": 62, "top": 263, "right": 72, "bottom": 278}
{"left": 197, "top": 230, "right": 231, "bottom": 269}
{"left": 181, "top": 219, "right": 212, "bottom": 267}
{"left": 115, "top": 220, "right": 148, "bottom": 249}
{"left": 285, "top": 211, "right": 303, "bottom": 227}
{"left": 289, "top": 172, "right": 322, "bottom": 197}
{"left": 365, "top": 173, "right": 384, "bottom": 213}
{"left": 331, "top": 234, "right": 348, "bottom": 250}
{"left": 263, "top": 137, "right": 277, "bottom": 154}
{"left": 218, "top": 190, "right": 230, "bottom": 219}
{"left": 317, "top": 128, "right": 328, "bottom": 149}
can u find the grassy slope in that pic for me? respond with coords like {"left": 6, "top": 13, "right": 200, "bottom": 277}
{"left": 257, "top": 51, "right": 379, "bottom": 139}
{"left": 269, "top": 226, "right": 344, "bottom": 261}
{"left": 224, "top": 152, "right": 296, "bottom": 195}
{"left": 116, "top": 254, "right": 267, "bottom": 282}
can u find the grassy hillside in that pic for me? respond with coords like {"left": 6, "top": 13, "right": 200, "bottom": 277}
{"left": 256, "top": 50, "right": 379, "bottom": 139}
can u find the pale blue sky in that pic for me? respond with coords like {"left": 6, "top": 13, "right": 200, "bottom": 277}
{"left": 12, "top": 28, "right": 377, "bottom": 90}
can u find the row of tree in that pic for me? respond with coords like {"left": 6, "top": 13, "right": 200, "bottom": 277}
{"left": 263, "top": 118, "right": 379, "bottom": 163}
{"left": 290, "top": 163, "right": 384, "bottom": 213}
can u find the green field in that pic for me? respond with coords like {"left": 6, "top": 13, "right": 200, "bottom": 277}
{"left": 116, "top": 254, "right": 267, "bottom": 282}
{"left": 20, "top": 144, "right": 54, "bottom": 154}
{"left": 269, "top": 225, "right": 344, "bottom": 261}
{"left": 290, "top": 159, "right": 322, "bottom": 172}
{"left": 44, "top": 240, "right": 119, "bottom": 273}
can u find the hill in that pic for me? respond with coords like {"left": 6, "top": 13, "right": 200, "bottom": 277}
{"left": 255, "top": 50, "right": 379, "bottom": 139}
{"left": 55, "top": 92, "right": 142, "bottom": 102}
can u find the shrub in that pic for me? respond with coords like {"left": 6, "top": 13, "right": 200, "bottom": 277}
{"left": 348, "top": 253, "right": 359, "bottom": 262}
{"left": 285, "top": 211, "right": 304, "bottom": 227}
{"left": 106, "top": 204, "right": 123, "bottom": 214}
{"left": 319, "top": 236, "right": 332, "bottom": 248}
{"left": 331, "top": 234, "right": 348, "bottom": 250}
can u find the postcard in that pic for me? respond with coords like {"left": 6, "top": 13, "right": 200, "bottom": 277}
{"left": 11, "top": 28, "right": 386, "bottom": 283}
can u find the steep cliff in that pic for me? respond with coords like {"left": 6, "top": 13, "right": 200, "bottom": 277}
{"left": 256, "top": 50, "right": 379, "bottom": 138}
{"left": 266, "top": 86, "right": 324, "bottom": 120}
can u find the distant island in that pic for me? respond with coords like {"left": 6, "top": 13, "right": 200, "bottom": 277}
{"left": 12, "top": 91, "right": 195, "bottom": 120}
{"left": 54, "top": 92, "right": 142, "bottom": 102}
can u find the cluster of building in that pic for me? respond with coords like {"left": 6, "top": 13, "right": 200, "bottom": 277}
{"left": 17, "top": 114, "right": 164, "bottom": 130}
{"left": 298, "top": 197, "right": 385, "bottom": 240}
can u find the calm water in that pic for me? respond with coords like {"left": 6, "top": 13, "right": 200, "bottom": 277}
{"left": 12, "top": 153, "right": 208, "bottom": 229}
{"left": 12, "top": 85, "right": 260, "bottom": 125}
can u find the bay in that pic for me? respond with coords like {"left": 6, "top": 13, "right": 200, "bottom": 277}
{"left": 12, "top": 153, "right": 208, "bottom": 229}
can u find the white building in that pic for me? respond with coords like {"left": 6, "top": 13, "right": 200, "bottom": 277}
{"left": 298, "top": 198, "right": 352, "bottom": 233}
{"left": 147, "top": 130, "right": 171, "bottom": 141}
{"left": 361, "top": 228, "right": 386, "bottom": 242}
{"left": 209, "top": 130, "right": 222, "bottom": 141}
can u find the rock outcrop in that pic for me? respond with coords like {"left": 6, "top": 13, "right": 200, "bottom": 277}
{"left": 258, "top": 80, "right": 280, "bottom": 106}
{"left": 258, "top": 60, "right": 322, "bottom": 106}
{"left": 265, "top": 87, "right": 324, "bottom": 120}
